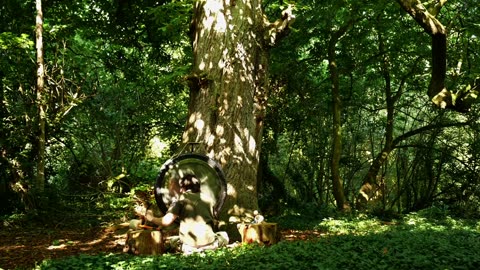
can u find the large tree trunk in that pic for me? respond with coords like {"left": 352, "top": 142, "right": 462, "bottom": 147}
{"left": 35, "top": 0, "right": 46, "bottom": 192}
{"left": 183, "top": 0, "right": 294, "bottom": 224}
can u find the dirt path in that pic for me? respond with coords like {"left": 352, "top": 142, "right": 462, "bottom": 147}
{"left": 0, "top": 225, "right": 319, "bottom": 270}
{"left": 0, "top": 226, "right": 125, "bottom": 270}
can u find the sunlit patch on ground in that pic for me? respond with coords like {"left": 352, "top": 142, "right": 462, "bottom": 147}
{"left": 281, "top": 229, "right": 327, "bottom": 241}
{"left": 0, "top": 227, "right": 124, "bottom": 270}
{"left": 0, "top": 225, "right": 319, "bottom": 269}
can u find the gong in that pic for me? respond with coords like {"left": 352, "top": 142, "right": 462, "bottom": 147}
{"left": 154, "top": 154, "right": 227, "bottom": 219}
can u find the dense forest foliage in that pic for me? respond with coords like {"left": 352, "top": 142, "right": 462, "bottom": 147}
{"left": 1, "top": 0, "right": 480, "bottom": 225}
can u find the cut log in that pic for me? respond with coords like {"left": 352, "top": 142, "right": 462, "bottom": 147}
{"left": 237, "top": 222, "right": 280, "bottom": 245}
{"left": 124, "top": 229, "right": 164, "bottom": 255}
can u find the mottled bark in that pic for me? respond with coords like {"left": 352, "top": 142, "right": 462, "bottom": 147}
{"left": 183, "top": 0, "right": 294, "bottom": 223}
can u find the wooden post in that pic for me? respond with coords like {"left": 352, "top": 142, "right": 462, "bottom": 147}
{"left": 237, "top": 222, "right": 280, "bottom": 245}
{"left": 124, "top": 229, "right": 164, "bottom": 255}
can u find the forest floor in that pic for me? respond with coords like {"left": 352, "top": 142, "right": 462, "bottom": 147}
{"left": 0, "top": 224, "right": 319, "bottom": 270}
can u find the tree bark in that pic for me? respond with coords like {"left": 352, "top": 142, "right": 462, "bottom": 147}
{"left": 35, "top": 0, "right": 46, "bottom": 192}
{"left": 327, "top": 21, "right": 353, "bottom": 211}
{"left": 395, "top": 0, "right": 477, "bottom": 112}
{"left": 124, "top": 229, "right": 164, "bottom": 255}
{"left": 357, "top": 121, "right": 470, "bottom": 208}
{"left": 237, "top": 222, "right": 280, "bottom": 245}
{"left": 183, "top": 0, "right": 294, "bottom": 223}
{"left": 357, "top": 30, "right": 397, "bottom": 209}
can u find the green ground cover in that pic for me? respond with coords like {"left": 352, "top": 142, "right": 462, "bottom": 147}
{"left": 36, "top": 209, "right": 480, "bottom": 270}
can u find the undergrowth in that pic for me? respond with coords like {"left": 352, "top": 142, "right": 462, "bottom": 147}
{"left": 34, "top": 207, "right": 480, "bottom": 270}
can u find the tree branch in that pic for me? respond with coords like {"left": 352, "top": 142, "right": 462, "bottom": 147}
{"left": 395, "top": 0, "right": 445, "bottom": 35}
{"left": 395, "top": 0, "right": 478, "bottom": 112}
{"left": 264, "top": 5, "right": 296, "bottom": 47}
{"left": 392, "top": 121, "right": 470, "bottom": 147}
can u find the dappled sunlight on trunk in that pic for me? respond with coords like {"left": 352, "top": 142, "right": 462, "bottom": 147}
{"left": 182, "top": 0, "right": 294, "bottom": 225}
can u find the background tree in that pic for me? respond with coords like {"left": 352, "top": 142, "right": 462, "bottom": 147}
{"left": 328, "top": 15, "right": 356, "bottom": 211}
{"left": 1, "top": 0, "right": 480, "bottom": 222}
{"left": 35, "top": 0, "right": 46, "bottom": 193}
{"left": 0, "top": 0, "right": 191, "bottom": 214}
{"left": 264, "top": 0, "right": 480, "bottom": 215}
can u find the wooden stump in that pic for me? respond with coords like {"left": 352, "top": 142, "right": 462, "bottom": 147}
{"left": 124, "top": 229, "right": 164, "bottom": 255}
{"left": 238, "top": 222, "right": 280, "bottom": 245}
